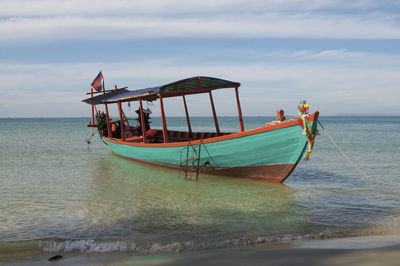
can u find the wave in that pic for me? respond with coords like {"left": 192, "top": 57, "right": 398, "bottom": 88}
{"left": 36, "top": 228, "right": 399, "bottom": 254}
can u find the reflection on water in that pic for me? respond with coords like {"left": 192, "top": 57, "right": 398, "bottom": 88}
{"left": 83, "top": 152, "right": 305, "bottom": 244}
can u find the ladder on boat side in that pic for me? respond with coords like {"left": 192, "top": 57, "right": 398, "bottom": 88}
{"left": 179, "top": 140, "right": 203, "bottom": 180}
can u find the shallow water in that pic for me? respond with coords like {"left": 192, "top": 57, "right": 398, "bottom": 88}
{"left": 0, "top": 116, "right": 399, "bottom": 254}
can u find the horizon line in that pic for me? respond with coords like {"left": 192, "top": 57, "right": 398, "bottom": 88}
{"left": 1, "top": 114, "right": 400, "bottom": 119}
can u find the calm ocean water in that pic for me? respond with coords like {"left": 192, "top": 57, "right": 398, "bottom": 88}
{"left": 0, "top": 116, "right": 400, "bottom": 255}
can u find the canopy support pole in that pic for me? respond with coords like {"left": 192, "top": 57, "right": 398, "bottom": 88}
{"left": 159, "top": 93, "right": 169, "bottom": 143}
{"left": 104, "top": 103, "right": 112, "bottom": 138}
{"left": 235, "top": 86, "right": 244, "bottom": 132}
{"left": 209, "top": 91, "right": 220, "bottom": 135}
{"left": 90, "top": 88, "right": 95, "bottom": 125}
{"left": 182, "top": 95, "right": 192, "bottom": 137}
{"left": 117, "top": 101, "right": 125, "bottom": 141}
{"left": 139, "top": 99, "right": 147, "bottom": 143}
{"left": 104, "top": 86, "right": 112, "bottom": 138}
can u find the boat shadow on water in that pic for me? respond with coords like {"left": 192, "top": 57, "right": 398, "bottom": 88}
{"left": 65, "top": 152, "right": 400, "bottom": 254}
{"left": 2, "top": 154, "right": 399, "bottom": 260}
{"left": 76, "top": 152, "right": 314, "bottom": 249}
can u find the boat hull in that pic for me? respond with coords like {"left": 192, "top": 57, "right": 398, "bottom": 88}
{"left": 104, "top": 112, "right": 319, "bottom": 183}
{"left": 110, "top": 154, "right": 297, "bottom": 183}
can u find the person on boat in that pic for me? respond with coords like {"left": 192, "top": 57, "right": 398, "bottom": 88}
{"left": 135, "top": 107, "right": 151, "bottom": 134}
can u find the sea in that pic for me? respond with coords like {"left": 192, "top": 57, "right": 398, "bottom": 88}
{"left": 0, "top": 116, "right": 400, "bottom": 259}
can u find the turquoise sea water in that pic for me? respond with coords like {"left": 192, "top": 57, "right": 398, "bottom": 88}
{"left": 0, "top": 116, "right": 400, "bottom": 256}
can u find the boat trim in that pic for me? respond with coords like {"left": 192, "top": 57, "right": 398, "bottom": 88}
{"left": 105, "top": 112, "right": 318, "bottom": 148}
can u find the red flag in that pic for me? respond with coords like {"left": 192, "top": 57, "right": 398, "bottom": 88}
{"left": 91, "top": 71, "right": 104, "bottom": 92}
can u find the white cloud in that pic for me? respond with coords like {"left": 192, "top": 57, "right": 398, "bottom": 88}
{"left": 1, "top": 1, "right": 400, "bottom": 42}
{"left": 1, "top": 1, "right": 399, "bottom": 116}
{"left": 292, "top": 50, "right": 312, "bottom": 57}
{"left": 253, "top": 49, "right": 400, "bottom": 67}
{"left": 0, "top": 0, "right": 391, "bottom": 17}
{"left": 311, "top": 49, "right": 347, "bottom": 57}
{"left": 1, "top": 51, "right": 399, "bottom": 117}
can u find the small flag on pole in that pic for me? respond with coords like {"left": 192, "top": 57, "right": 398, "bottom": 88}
{"left": 91, "top": 71, "right": 104, "bottom": 92}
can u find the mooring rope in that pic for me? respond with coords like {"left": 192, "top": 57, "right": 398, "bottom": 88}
{"left": 318, "top": 120, "right": 400, "bottom": 197}
{"left": 199, "top": 139, "right": 219, "bottom": 170}
{"left": 85, "top": 130, "right": 97, "bottom": 144}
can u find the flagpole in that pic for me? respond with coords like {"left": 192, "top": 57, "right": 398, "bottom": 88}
{"left": 102, "top": 71, "right": 105, "bottom": 93}
{"left": 101, "top": 71, "right": 112, "bottom": 138}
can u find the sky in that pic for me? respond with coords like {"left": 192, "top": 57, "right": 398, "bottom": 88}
{"left": 0, "top": 0, "right": 400, "bottom": 117}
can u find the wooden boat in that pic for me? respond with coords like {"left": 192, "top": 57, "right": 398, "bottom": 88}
{"left": 83, "top": 76, "right": 319, "bottom": 183}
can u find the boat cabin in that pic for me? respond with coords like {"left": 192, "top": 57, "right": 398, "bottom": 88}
{"left": 82, "top": 76, "right": 244, "bottom": 144}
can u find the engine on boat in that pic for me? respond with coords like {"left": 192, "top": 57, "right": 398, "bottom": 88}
{"left": 95, "top": 112, "right": 108, "bottom": 137}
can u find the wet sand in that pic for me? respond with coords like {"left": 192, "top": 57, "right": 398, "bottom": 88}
{"left": 160, "top": 245, "right": 400, "bottom": 266}
{"left": 4, "top": 236, "right": 400, "bottom": 266}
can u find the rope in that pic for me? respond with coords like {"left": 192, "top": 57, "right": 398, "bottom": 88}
{"left": 318, "top": 120, "right": 400, "bottom": 197}
{"left": 200, "top": 140, "right": 219, "bottom": 169}
{"left": 85, "top": 130, "right": 97, "bottom": 144}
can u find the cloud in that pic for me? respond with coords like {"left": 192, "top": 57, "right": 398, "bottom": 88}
{"left": 1, "top": 50, "right": 399, "bottom": 117}
{"left": 1, "top": 1, "right": 400, "bottom": 43}
{"left": 0, "top": 0, "right": 392, "bottom": 17}
{"left": 311, "top": 49, "right": 347, "bottom": 57}
{"left": 252, "top": 49, "right": 400, "bottom": 67}
{"left": 1, "top": 1, "right": 399, "bottom": 116}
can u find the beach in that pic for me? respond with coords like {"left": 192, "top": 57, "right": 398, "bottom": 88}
{"left": 3, "top": 235, "right": 400, "bottom": 265}
{"left": 163, "top": 244, "right": 400, "bottom": 266}
{"left": 163, "top": 243, "right": 400, "bottom": 266}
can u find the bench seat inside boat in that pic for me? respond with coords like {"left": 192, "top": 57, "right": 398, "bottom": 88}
{"left": 124, "top": 129, "right": 232, "bottom": 143}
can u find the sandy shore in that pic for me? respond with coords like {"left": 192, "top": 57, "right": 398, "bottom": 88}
{"left": 4, "top": 236, "right": 400, "bottom": 266}
{"left": 160, "top": 245, "right": 400, "bottom": 266}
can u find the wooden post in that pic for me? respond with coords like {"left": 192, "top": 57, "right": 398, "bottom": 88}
{"left": 159, "top": 93, "right": 168, "bottom": 143}
{"left": 90, "top": 88, "right": 95, "bottom": 125}
{"left": 103, "top": 86, "right": 112, "bottom": 138}
{"left": 117, "top": 101, "right": 125, "bottom": 141}
{"left": 139, "top": 99, "right": 147, "bottom": 143}
{"left": 209, "top": 91, "right": 220, "bottom": 135}
{"left": 235, "top": 86, "right": 244, "bottom": 132}
{"left": 104, "top": 103, "right": 112, "bottom": 138}
{"left": 182, "top": 95, "right": 192, "bottom": 136}
{"left": 196, "top": 77, "right": 201, "bottom": 88}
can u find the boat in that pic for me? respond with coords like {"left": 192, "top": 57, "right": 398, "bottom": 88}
{"left": 82, "top": 76, "right": 319, "bottom": 183}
